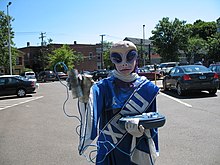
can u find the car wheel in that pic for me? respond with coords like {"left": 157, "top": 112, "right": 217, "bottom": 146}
{"left": 17, "top": 88, "right": 26, "bottom": 97}
{"left": 209, "top": 89, "right": 217, "bottom": 95}
{"left": 177, "top": 83, "right": 185, "bottom": 96}
{"left": 163, "top": 80, "right": 168, "bottom": 91}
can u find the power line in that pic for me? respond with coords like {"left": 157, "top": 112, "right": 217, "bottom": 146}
{"left": 15, "top": 32, "right": 41, "bottom": 35}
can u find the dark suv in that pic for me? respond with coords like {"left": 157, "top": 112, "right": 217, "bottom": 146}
{"left": 37, "top": 71, "right": 56, "bottom": 82}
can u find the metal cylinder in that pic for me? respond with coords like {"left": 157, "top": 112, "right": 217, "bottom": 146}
{"left": 79, "top": 74, "right": 94, "bottom": 103}
{"left": 68, "top": 69, "right": 83, "bottom": 99}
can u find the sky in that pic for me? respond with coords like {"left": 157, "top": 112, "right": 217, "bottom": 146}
{"left": 0, "top": 0, "right": 220, "bottom": 48}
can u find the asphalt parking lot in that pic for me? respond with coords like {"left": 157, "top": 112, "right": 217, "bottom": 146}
{"left": 0, "top": 81, "right": 220, "bottom": 165}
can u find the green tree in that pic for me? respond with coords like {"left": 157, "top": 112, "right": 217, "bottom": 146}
{"left": 190, "top": 20, "right": 217, "bottom": 41}
{"left": 48, "top": 44, "right": 83, "bottom": 71}
{"left": 102, "top": 41, "right": 113, "bottom": 69}
{"left": 0, "top": 10, "right": 17, "bottom": 73}
{"left": 184, "top": 19, "right": 219, "bottom": 64}
{"left": 207, "top": 33, "right": 220, "bottom": 62}
{"left": 150, "top": 17, "right": 188, "bottom": 62}
{"left": 183, "top": 37, "right": 208, "bottom": 63}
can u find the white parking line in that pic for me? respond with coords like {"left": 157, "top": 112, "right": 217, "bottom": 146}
{"left": 159, "top": 92, "right": 192, "bottom": 108}
{"left": 0, "top": 96, "right": 44, "bottom": 111}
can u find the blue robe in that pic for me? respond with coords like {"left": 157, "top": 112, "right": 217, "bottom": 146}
{"left": 78, "top": 75, "right": 159, "bottom": 165}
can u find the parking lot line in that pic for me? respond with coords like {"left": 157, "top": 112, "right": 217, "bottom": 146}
{"left": 159, "top": 92, "right": 192, "bottom": 108}
{"left": 0, "top": 96, "right": 44, "bottom": 111}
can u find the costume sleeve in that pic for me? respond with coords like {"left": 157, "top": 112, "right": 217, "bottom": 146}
{"left": 78, "top": 82, "right": 104, "bottom": 155}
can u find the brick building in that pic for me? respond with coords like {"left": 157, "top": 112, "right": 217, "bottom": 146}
{"left": 18, "top": 42, "right": 103, "bottom": 73}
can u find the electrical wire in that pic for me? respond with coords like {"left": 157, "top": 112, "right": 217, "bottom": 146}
{"left": 54, "top": 61, "right": 157, "bottom": 164}
{"left": 53, "top": 62, "right": 80, "bottom": 122}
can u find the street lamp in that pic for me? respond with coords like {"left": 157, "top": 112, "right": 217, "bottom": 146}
{"left": 143, "top": 25, "right": 145, "bottom": 66}
{"left": 7, "top": 2, "right": 12, "bottom": 75}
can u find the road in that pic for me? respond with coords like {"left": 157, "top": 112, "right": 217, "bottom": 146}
{"left": 0, "top": 81, "right": 220, "bottom": 165}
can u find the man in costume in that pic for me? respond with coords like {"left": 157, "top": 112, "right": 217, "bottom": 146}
{"left": 77, "top": 41, "right": 160, "bottom": 165}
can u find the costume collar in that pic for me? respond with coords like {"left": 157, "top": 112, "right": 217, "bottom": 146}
{"left": 112, "top": 69, "right": 138, "bottom": 82}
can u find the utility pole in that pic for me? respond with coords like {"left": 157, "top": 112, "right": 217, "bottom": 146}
{"left": 39, "top": 32, "right": 46, "bottom": 46}
{"left": 100, "top": 34, "right": 105, "bottom": 69}
{"left": 39, "top": 32, "right": 46, "bottom": 70}
{"left": 7, "top": 2, "right": 12, "bottom": 75}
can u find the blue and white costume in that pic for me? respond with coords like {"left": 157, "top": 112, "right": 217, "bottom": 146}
{"left": 78, "top": 70, "right": 159, "bottom": 165}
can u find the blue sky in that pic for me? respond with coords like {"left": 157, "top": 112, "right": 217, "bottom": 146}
{"left": 1, "top": 0, "right": 219, "bottom": 48}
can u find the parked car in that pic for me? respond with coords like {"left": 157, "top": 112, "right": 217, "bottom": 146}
{"left": 194, "top": 61, "right": 203, "bottom": 65}
{"left": 20, "top": 71, "right": 39, "bottom": 89}
{"left": 162, "top": 65, "right": 219, "bottom": 96}
{"left": 20, "top": 71, "right": 36, "bottom": 79}
{"left": 158, "top": 62, "right": 179, "bottom": 76}
{"left": 137, "top": 68, "right": 162, "bottom": 80}
{"left": 37, "top": 71, "right": 56, "bottom": 82}
{"left": 209, "top": 64, "right": 220, "bottom": 88}
{"left": 92, "top": 70, "right": 110, "bottom": 81}
{"left": 55, "top": 71, "right": 68, "bottom": 80}
{"left": 0, "top": 75, "right": 36, "bottom": 97}
{"left": 209, "top": 64, "right": 220, "bottom": 79}
{"left": 143, "top": 65, "right": 157, "bottom": 72}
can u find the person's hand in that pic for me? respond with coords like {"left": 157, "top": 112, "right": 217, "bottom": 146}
{"left": 125, "top": 119, "right": 144, "bottom": 137}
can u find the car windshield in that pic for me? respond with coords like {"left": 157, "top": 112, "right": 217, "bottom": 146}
{"left": 166, "top": 64, "right": 176, "bottom": 67}
{"left": 16, "top": 75, "right": 28, "bottom": 81}
{"left": 182, "top": 65, "right": 210, "bottom": 73}
{"left": 159, "top": 64, "right": 166, "bottom": 68}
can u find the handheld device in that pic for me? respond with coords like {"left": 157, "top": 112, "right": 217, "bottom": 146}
{"left": 67, "top": 69, "right": 83, "bottom": 99}
{"left": 118, "top": 112, "right": 166, "bottom": 129}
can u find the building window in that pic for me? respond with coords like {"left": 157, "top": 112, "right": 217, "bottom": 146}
{"left": 97, "top": 53, "right": 101, "bottom": 60}
{"left": 16, "top": 57, "right": 22, "bottom": 65}
{"left": 27, "top": 53, "right": 30, "bottom": 59}
{"left": 89, "top": 52, "right": 93, "bottom": 60}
